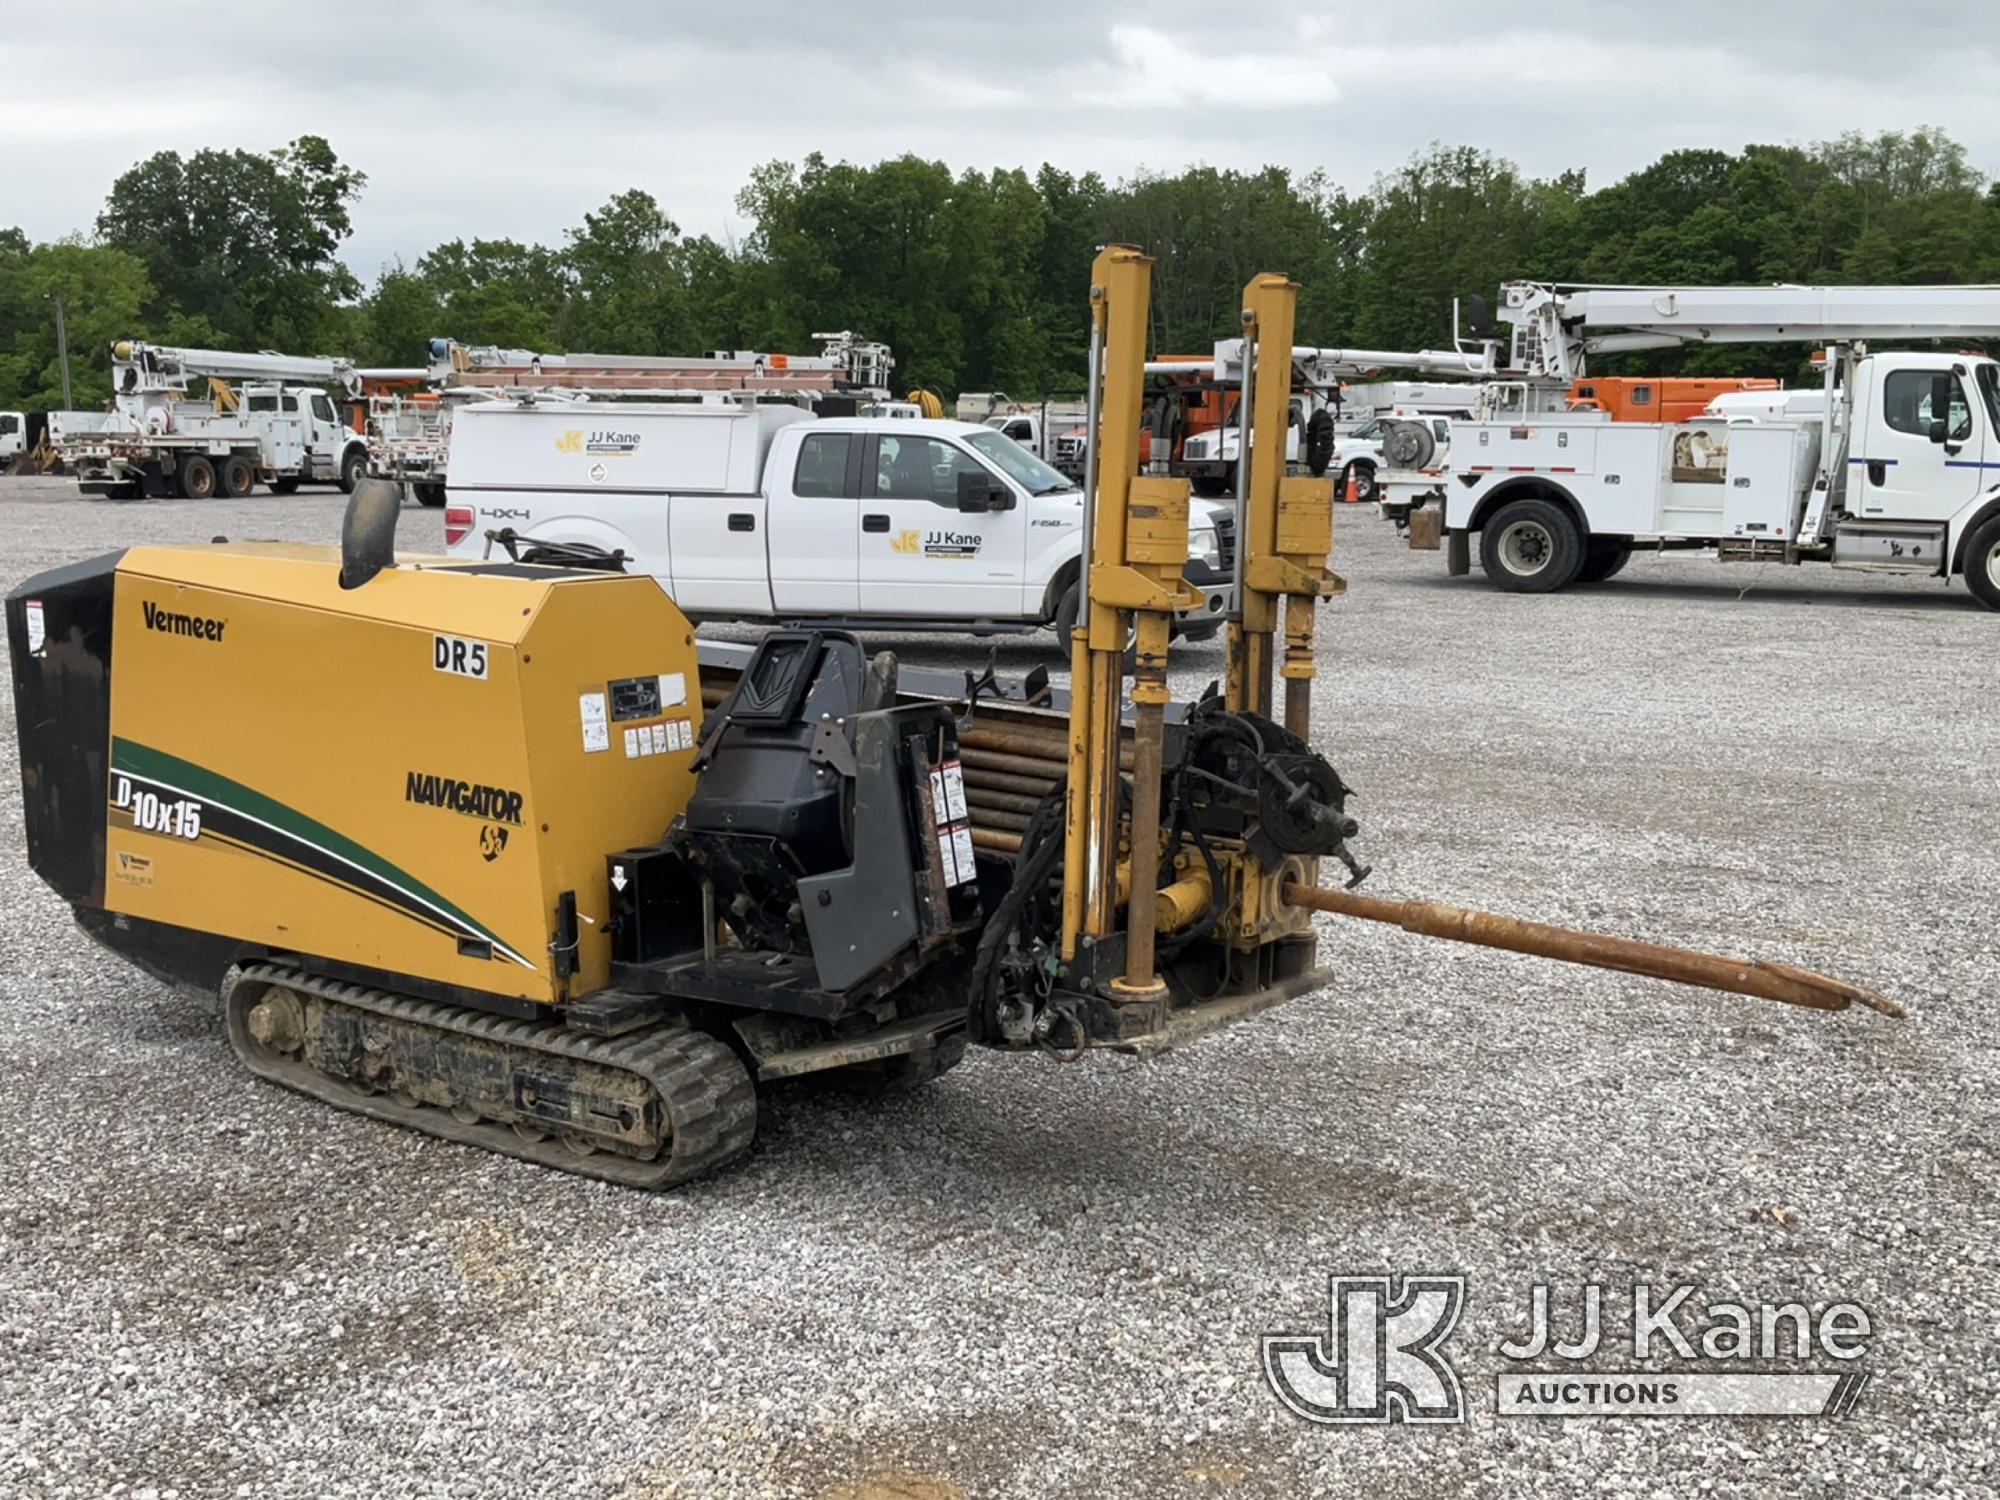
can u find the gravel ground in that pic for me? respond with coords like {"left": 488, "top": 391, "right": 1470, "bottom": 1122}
{"left": 0, "top": 475, "right": 1994, "bottom": 1498}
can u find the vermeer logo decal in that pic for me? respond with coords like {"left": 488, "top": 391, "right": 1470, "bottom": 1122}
{"left": 142, "top": 600, "right": 226, "bottom": 642}
{"left": 406, "top": 772, "right": 524, "bottom": 825}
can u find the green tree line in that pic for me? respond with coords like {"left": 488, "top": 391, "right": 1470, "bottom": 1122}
{"left": 3, "top": 127, "right": 1996, "bottom": 413}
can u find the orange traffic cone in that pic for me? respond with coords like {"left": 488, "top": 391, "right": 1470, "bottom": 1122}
{"left": 1342, "top": 470, "right": 1360, "bottom": 503}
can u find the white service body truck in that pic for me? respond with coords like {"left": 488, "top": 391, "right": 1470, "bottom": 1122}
{"left": 443, "top": 400, "right": 1234, "bottom": 637}
{"left": 50, "top": 342, "right": 369, "bottom": 500}
{"left": 958, "top": 396, "right": 1092, "bottom": 479}
{"left": 1408, "top": 352, "right": 2000, "bottom": 606}
{"left": 1379, "top": 281, "right": 2000, "bottom": 607}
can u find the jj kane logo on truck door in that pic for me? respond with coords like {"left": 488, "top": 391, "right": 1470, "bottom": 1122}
{"left": 891, "top": 529, "right": 983, "bottom": 559}
{"left": 405, "top": 772, "right": 524, "bottom": 826}
{"left": 142, "top": 599, "right": 227, "bottom": 642}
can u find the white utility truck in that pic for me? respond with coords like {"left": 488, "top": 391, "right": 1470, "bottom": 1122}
{"left": 957, "top": 394, "right": 1092, "bottom": 479}
{"left": 365, "top": 395, "right": 452, "bottom": 506}
{"left": 49, "top": 342, "right": 373, "bottom": 500}
{"left": 1173, "top": 340, "right": 1495, "bottom": 502}
{"left": 0, "top": 411, "right": 24, "bottom": 464}
{"left": 1380, "top": 282, "right": 2000, "bottom": 609}
{"left": 442, "top": 397, "right": 1234, "bottom": 639}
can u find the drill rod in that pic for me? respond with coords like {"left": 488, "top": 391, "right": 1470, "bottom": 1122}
{"left": 1281, "top": 883, "right": 1903, "bottom": 1018}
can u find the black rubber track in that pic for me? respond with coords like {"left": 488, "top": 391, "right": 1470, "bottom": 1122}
{"left": 224, "top": 963, "right": 757, "bottom": 1188}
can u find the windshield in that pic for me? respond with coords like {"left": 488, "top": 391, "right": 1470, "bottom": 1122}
{"left": 1981, "top": 363, "right": 2000, "bottom": 438}
{"left": 965, "top": 429, "right": 1074, "bottom": 494}
{"left": 1352, "top": 419, "right": 1382, "bottom": 440}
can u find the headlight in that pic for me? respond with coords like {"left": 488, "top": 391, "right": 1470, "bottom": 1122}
{"left": 1188, "top": 525, "right": 1221, "bottom": 567}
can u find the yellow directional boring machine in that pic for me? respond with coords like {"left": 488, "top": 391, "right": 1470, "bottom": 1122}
{"left": 5, "top": 251, "right": 1899, "bottom": 1188}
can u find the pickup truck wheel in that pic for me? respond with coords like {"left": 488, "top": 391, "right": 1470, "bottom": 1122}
{"left": 217, "top": 454, "right": 255, "bottom": 498}
{"left": 1054, "top": 581, "right": 1082, "bottom": 645}
{"left": 269, "top": 477, "right": 301, "bottom": 495}
{"left": 177, "top": 455, "right": 217, "bottom": 500}
{"left": 1338, "top": 461, "right": 1378, "bottom": 504}
{"left": 338, "top": 449, "right": 366, "bottom": 494}
{"left": 413, "top": 481, "right": 447, "bottom": 508}
{"left": 1576, "top": 540, "right": 1633, "bottom": 584}
{"left": 1963, "top": 513, "right": 2000, "bottom": 611}
{"left": 1479, "top": 497, "right": 1584, "bottom": 593}
{"left": 1053, "top": 581, "right": 1137, "bottom": 663}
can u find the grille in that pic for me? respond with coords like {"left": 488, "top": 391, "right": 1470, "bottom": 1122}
{"left": 1213, "top": 511, "right": 1237, "bottom": 571}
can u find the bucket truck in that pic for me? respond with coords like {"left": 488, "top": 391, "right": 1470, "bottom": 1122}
{"left": 49, "top": 343, "right": 381, "bottom": 500}
{"left": 1381, "top": 281, "right": 2000, "bottom": 609}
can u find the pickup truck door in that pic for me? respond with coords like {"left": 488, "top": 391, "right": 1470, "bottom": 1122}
{"left": 860, "top": 434, "right": 1022, "bottom": 616}
{"left": 1853, "top": 362, "right": 1986, "bottom": 521}
{"left": 765, "top": 429, "right": 862, "bottom": 614}
{"left": 667, "top": 492, "right": 774, "bottom": 616}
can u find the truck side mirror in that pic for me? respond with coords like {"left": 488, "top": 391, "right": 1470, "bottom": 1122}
{"left": 956, "top": 472, "right": 1012, "bottom": 512}
{"left": 1928, "top": 418, "right": 1948, "bottom": 444}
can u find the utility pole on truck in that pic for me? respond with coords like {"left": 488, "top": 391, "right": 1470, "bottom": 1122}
{"left": 1382, "top": 280, "right": 2000, "bottom": 607}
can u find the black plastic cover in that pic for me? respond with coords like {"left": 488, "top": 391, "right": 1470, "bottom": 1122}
{"left": 6, "top": 551, "right": 124, "bottom": 906}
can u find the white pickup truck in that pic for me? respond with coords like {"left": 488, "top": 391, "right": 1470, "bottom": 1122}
{"left": 443, "top": 400, "right": 1234, "bottom": 638}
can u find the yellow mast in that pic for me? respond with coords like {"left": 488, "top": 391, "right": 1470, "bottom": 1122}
{"left": 1061, "top": 246, "right": 1197, "bottom": 997}
{"left": 1224, "top": 274, "right": 1344, "bottom": 733}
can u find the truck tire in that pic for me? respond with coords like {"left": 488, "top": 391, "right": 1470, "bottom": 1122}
{"left": 1338, "top": 460, "right": 1377, "bottom": 504}
{"left": 269, "top": 477, "right": 301, "bottom": 495}
{"left": 142, "top": 462, "right": 179, "bottom": 500}
{"left": 1576, "top": 540, "right": 1633, "bottom": 584}
{"left": 177, "top": 454, "right": 217, "bottom": 500}
{"left": 1963, "top": 513, "right": 2000, "bottom": 612}
{"left": 1054, "top": 580, "right": 1082, "bottom": 644}
{"left": 1478, "top": 497, "right": 1584, "bottom": 593}
{"left": 218, "top": 455, "right": 255, "bottom": 498}
{"left": 414, "top": 481, "right": 448, "bottom": 508}
{"left": 339, "top": 448, "right": 365, "bottom": 494}
{"left": 1053, "top": 581, "right": 1137, "bottom": 662}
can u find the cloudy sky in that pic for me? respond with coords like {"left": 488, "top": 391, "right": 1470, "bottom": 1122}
{"left": 5, "top": 1, "right": 1998, "bottom": 280}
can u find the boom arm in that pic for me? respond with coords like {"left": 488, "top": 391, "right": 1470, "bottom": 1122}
{"left": 111, "top": 341, "right": 359, "bottom": 396}
{"left": 1501, "top": 280, "right": 2000, "bottom": 381}
{"left": 1200, "top": 340, "right": 1499, "bottom": 385}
